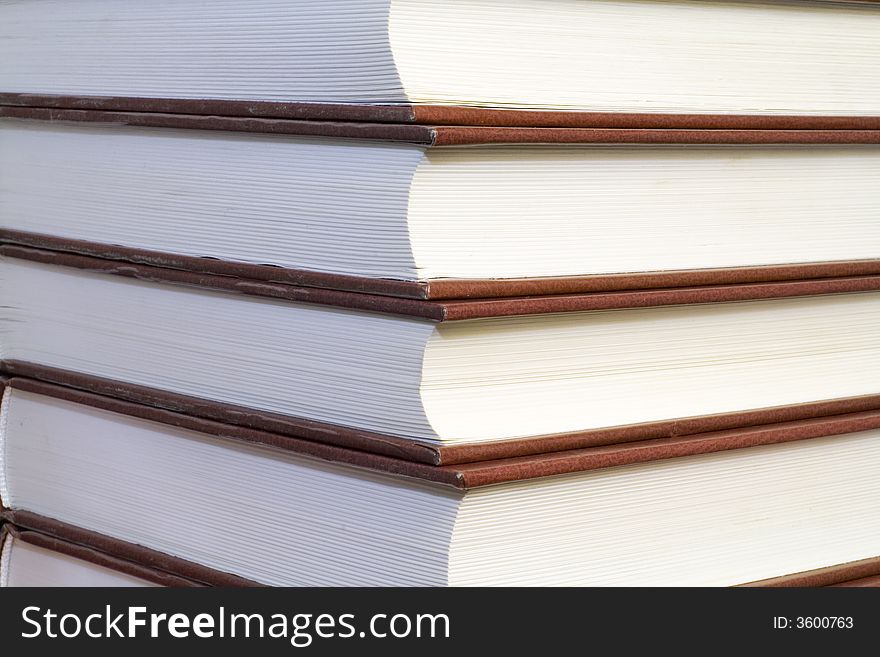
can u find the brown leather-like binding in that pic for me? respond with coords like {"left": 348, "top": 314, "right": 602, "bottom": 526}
{"left": 423, "top": 262, "right": 880, "bottom": 300}
{"left": 5, "top": 230, "right": 880, "bottom": 301}
{"left": 0, "top": 244, "right": 445, "bottom": 320}
{"left": 6, "top": 375, "right": 880, "bottom": 485}
{"left": 430, "top": 126, "right": 880, "bottom": 147}
{"left": 4, "top": 93, "right": 880, "bottom": 130}
{"left": 450, "top": 410, "right": 880, "bottom": 487}
{"left": 2, "top": 524, "right": 202, "bottom": 587}
{"left": 0, "top": 510, "right": 260, "bottom": 587}
{"left": 0, "top": 93, "right": 419, "bottom": 123}
{"left": 744, "top": 556, "right": 880, "bottom": 587}
{"left": 0, "top": 230, "right": 429, "bottom": 300}
{"left": 3, "top": 376, "right": 458, "bottom": 480}
{"left": 440, "top": 394, "right": 880, "bottom": 466}
{"left": 4, "top": 106, "right": 880, "bottom": 146}
{"left": 412, "top": 104, "right": 880, "bottom": 131}
{"left": 830, "top": 575, "right": 880, "bottom": 587}
{"left": 6, "top": 244, "right": 880, "bottom": 321}
{"left": 0, "top": 107, "right": 438, "bottom": 144}
{"left": 436, "top": 277, "right": 880, "bottom": 320}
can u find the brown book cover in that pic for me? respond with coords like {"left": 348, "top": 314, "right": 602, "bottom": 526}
{"left": 830, "top": 575, "right": 880, "bottom": 587}
{"left": 0, "top": 518, "right": 253, "bottom": 587}
{"left": 6, "top": 376, "right": 880, "bottom": 485}
{"left": 5, "top": 230, "right": 880, "bottom": 302}
{"left": 4, "top": 93, "right": 880, "bottom": 131}
{"left": 4, "top": 105, "right": 880, "bottom": 147}
{"left": 4, "top": 244, "right": 880, "bottom": 321}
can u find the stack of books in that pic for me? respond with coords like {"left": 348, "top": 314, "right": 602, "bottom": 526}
{"left": 2, "top": 0, "right": 880, "bottom": 587}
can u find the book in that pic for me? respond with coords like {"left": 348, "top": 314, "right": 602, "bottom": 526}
{"left": 2, "top": 0, "right": 880, "bottom": 126}
{"left": 3, "top": 247, "right": 880, "bottom": 462}
{"left": 3, "top": 378, "right": 880, "bottom": 586}
{"left": 2, "top": 109, "right": 880, "bottom": 297}
{"left": 0, "top": 524, "right": 197, "bottom": 587}
{"left": 5, "top": 513, "right": 879, "bottom": 588}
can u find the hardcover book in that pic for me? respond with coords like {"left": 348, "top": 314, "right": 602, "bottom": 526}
{"left": 2, "top": 110, "right": 880, "bottom": 297}
{"left": 2, "top": 0, "right": 880, "bottom": 126}
{"left": 3, "top": 379, "right": 880, "bottom": 586}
